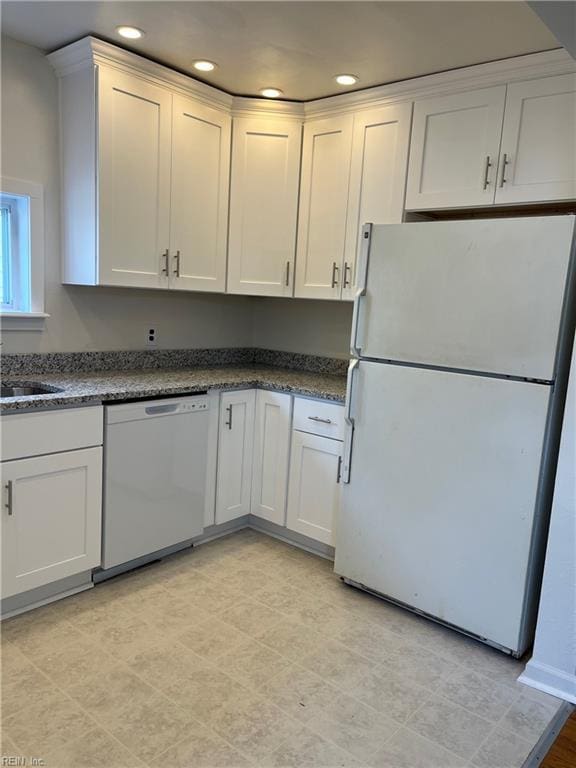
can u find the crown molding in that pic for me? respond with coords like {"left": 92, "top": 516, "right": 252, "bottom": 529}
{"left": 48, "top": 36, "right": 233, "bottom": 111}
{"left": 303, "top": 49, "right": 575, "bottom": 118}
{"left": 48, "top": 38, "right": 575, "bottom": 121}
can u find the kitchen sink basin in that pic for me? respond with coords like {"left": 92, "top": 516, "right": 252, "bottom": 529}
{"left": 1, "top": 383, "right": 62, "bottom": 397}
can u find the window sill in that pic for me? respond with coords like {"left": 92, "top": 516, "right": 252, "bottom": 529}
{"left": 1, "top": 312, "right": 49, "bottom": 331}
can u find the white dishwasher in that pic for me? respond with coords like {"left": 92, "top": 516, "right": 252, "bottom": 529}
{"left": 102, "top": 394, "right": 209, "bottom": 572}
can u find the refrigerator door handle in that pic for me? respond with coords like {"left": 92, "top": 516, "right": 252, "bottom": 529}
{"left": 342, "top": 358, "right": 359, "bottom": 483}
{"left": 350, "top": 223, "right": 372, "bottom": 357}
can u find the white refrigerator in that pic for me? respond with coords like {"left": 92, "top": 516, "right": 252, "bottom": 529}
{"left": 335, "top": 216, "right": 576, "bottom": 656}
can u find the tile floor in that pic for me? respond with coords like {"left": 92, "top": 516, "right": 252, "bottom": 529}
{"left": 0, "top": 529, "right": 564, "bottom": 767}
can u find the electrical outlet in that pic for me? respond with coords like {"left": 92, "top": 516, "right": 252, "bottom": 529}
{"left": 146, "top": 327, "right": 157, "bottom": 347}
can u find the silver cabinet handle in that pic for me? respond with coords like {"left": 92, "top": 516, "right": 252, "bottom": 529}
{"left": 483, "top": 156, "right": 492, "bottom": 190}
{"left": 351, "top": 224, "right": 372, "bottom": 357}
{"left": 285, "top": 260, "right": 291, "bottom": 287}
{"left": 308, "top": 415, "right": 332, "bottom": 424}
{"left": 173, "top": 250, "right": 181, "bottom": 277}
{"left": 161, "top": 249, "right": 169, "bottom": 275}
{"left": 343, "top": 262, "right": 352, "bottom": 289}
{"left": 5, "top": 481, "right": 13, "bottom": 516}
{"left": 336, "top": 455, "right": 343, "bottom": 484}
{"left": 331, "top": 261, "right": 340, "bottom": 288}
{"left": 225, "top": 404, "right": 233, "bottom": 430}
{"left": 499, "top": 153, "right": 510, "bottom": 187}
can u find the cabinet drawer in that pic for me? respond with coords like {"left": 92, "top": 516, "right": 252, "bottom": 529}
{"left": 2, "top": 406, "right": 104, "bottom": 462}
{"left": 293, "top": 398, "right": 344, "bottom": 440}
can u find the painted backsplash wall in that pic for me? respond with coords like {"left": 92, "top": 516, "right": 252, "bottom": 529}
{"left": 0, "top": 36, "right": 352, "bottom": 359}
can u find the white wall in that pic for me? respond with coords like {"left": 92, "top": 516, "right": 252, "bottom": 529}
{"left": 520, "top": 336, "right": 576, "bottom": 703}
{"left": 0, "top": 36, "right": 253, "bottom": 354}
{"left": 252, "top": 298, "right": 353, "bottom": 359}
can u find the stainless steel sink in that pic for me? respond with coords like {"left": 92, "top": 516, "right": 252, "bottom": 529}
{"left": 1, "top": 383, "right": 61, "bottom": 397}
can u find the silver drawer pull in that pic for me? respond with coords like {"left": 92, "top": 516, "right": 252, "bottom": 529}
{"left": 225, "top": 404, "right": 233, "bottom": 430}
{"left": 5, "top": 481, "right": 13, "bottom": 516}
{"left": 308, "top": 416, "right": 332, "bottom": 424}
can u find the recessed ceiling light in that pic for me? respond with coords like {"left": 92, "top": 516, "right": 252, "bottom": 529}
{"left": 335, "top": 74, "right": 358, "bottom": 86}
{"left": 260, "top": 87, "right": 283, "bottom": 98}
{"left": 193, "top": 60, "right": 217, "bottom": 72}
{"left": 116, "top": 26, "right": 144, "bottom": 40}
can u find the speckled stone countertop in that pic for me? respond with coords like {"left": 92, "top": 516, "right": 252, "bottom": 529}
{"left": 0, "top": 365, "right": 347, "bottom": 412}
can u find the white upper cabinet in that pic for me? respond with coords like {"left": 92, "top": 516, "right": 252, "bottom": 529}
{"left": 406, "top": 86, "right": 506, "bottom": 210}
{"left": 295, "top": 115, "right": 354, "bottom": 299}
{"left": 343, "top": 103, "right": 412, "bottom": 299}
{"left": 228, "top": 117, "right": 302, "bottom": 296}
{"left": 495, "top": 73, "right": 576, "bottom": 204}
{"left": 98, "top": 68, "right": 172, "bottom": 288}
{"left": 170, "top": 95, "right": 231, "bottom": 292}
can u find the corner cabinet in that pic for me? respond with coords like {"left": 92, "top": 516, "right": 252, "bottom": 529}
{"left": 53, "top": 56, "right": 231, "bottom": 291}
{"left": 215, "top": 390, "right": 256, "bottom": 524}
{"left": 228, "top": 117, "right": 302, "bottom": 296}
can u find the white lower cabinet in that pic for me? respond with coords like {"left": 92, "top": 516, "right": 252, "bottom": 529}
{"left": 286, "top": 430, "right": 343, "bottom": 546}
{"left": 1, "top": 447, "right": 103, "bottom": 599}
{"left": 215, "top": 390, "right": 256, "bottom": 524}
{"left": 251, "top": 391, "right": 292, "bottom": 525}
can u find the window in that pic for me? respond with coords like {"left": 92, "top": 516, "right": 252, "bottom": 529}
{"left": 0, "top": 177, "right": 46, "bottom": 330}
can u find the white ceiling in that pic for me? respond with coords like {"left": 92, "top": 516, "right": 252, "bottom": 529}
{"left": 1, "top": 1, "right": 560, "bottom": 101}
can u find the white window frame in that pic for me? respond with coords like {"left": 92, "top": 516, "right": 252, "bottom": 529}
{"left": 0, "top": 176, "right": 48, "bottom": 331}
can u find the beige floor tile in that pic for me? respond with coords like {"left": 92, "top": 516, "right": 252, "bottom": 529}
{"left": 2, "top": 613, "right": 84, "bottom": 659}
{"left": 105, "top": 692, "right": 195, "bottom": 763}
{"left": 471, "top": 725, "right": 534, "bottom": 768}
{"left": 67, "top": 665, "right": 156, "bottom": 725}
{"left": 78, "top": 611, "right": 171, "bottom": 659}
{"left": 291, "top": 599, "right": 359, "bottom": 636}
{"left": 220, "top": 599, "right": 284, "bottom": 637}
{"left": 260, "top": 665, "right": 341, "bottom": 722}
{"left": 134, "top": 591, "right": 210, "bottom": 633}
{"left": 513, "top": 680, "right": 563, "bottom": 710}
{"left": 257, "top": 618, "right": 326, "bottom": 661}
{"left": 219, "top": 639, "right": 293, "bottom": 688}
{"left": 350, "top": 666, "right": 430, "bottom": 723}
{"left": 150, "top": 727, "right": 253, "bottom": 767}
{"left": 407, "top": 694, "right": 494, "bottom": 759}
{"left": 436, "top": 667, "right": 519, "bottom": 722}
{"left": 212, "top": 697, "right": 302, "bottom": 762}
{"left": 125, "top": 640, "right": 207, "bottom": 689}
{"left": 368, "top": 726, "right": 465, "bottom": 768}
{"left": 1, "top": 657, "right": 57, "bottom": 721}
{"left": 33, "top": 635, "right": 118, "bottom": 690}
{"left": 301, "top": 640, "right": 375, "bottom": 690}
{"left": 215, "top": 566, "right": 278, "bottom": 593}
{"left": 178, "top": 616, "right": 248, "bottom": 659}
{"left": 500, "top": 692, "right": 559, "bottom": 743}
{"left": 265, "top": 726, "right": 365, "bottom": 767}
{"left": 308, "top": 692, "right": 399, "bottom": 762}
{"left": 377, "top": 641, "right": 456, "bottom": 690}
{"left": 43, "top": 726, "right": 144, "bottom": 768}
{"left": 332, "top": 618, "right": 404, "bottom": 664}
{"left": 161, "top": 665, "right": 255, "bottom": 726}
{"left": 4, "top": 690, "right": 95, "bottom": 755}
{"left": 252, "top": 582, "right": 319, "bottom": 617}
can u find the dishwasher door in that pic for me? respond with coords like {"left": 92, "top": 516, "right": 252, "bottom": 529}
{"left": 103, "top": 395, "right": 209, "bottom": 570}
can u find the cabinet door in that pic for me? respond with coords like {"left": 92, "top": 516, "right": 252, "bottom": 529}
{"left": 98, "top": 67, "right": 172, "bottom": 288}
{"left": 228, "top": 118, "right": 301, "bottom": 296}
{"left": 1, "top": 448, "right": 102, "bottom": 599}
{"left": 495, "top": 74, "right": 576, "bottom": 204}
{"left": 295, "top": 115, "right": 354, "bottom": 299}
{"left": 251, "top": 391, "right": 292, "bottom": 525}
{"left": 215, "top": 390, "right": 255, "bottom": 524}
{"left": 405, "top": 86, "right": 506, "bottom": 210}
{"left": 343, "top": 103, "right": 412, "bottom": 300}
{"left": 286, "top": 431, "right": 342, "bottom": 545}
{"left": 170, "top": 95, "right": 231, "bottom": 292}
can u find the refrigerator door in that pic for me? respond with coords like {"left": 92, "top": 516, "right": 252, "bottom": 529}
{"left": 336, "top": 360, "right": 551, "bottom": 653}
{"left": 355, "top": 216, "right": 575, "bottom": 381}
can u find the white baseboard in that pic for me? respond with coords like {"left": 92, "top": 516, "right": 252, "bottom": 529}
{"left": 519, "top": 660, "right": 576, "bottom": 705}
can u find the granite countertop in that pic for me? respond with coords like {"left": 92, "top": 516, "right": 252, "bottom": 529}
{"left": 0, "top": 365, "right": 347, "bottom": 412}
